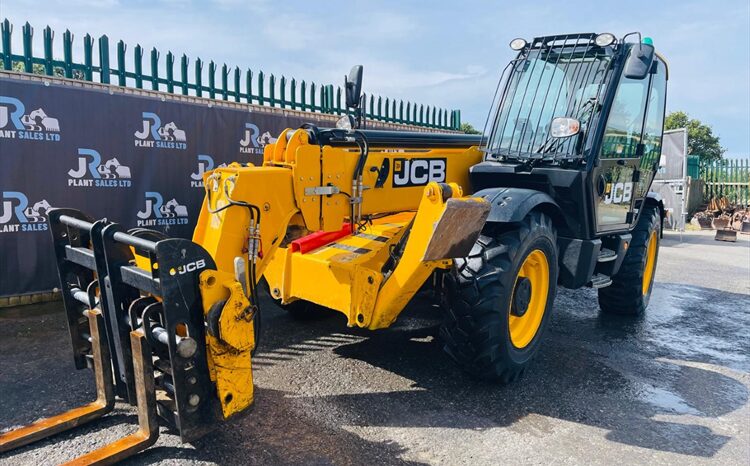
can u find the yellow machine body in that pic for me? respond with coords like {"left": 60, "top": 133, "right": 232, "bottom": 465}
{"left": 193, "top": 128, "right": 486, "bottom": 337}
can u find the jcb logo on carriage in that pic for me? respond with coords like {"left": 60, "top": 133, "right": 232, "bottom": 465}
{"left": 392, "top": 158, "right": 446, "bottom": 188}
{"left": 173, "top": 259, "right": 207, "bottom": 276}
{"left": 603, "top": 182, "right": 633, "bottom": 204}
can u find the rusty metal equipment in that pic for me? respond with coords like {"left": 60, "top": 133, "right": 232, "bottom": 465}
{"left": 715, "top": 228, "right": 738, "bottom": 242}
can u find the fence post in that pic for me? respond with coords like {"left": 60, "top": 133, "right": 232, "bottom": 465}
{"left": 246, "top": 68, "right": 253, "bottom": 103}
{"left": 83, "top": 33, "right": 94, "bottom": 81}
{"left": 133, "top": 44, "right": 143, "bottom": 88}
{"left": 98, "top": 35, "right": 110, "bottom": 84}
{"left": 166, "top": 51, "right": 175, "bottom": 93}
{"left": 1, "top": 19, "right": 11, "bottom": 70}
{"left": 208, "top": 60, "right": 216, "bottom": 99}
{"left": 269, "top": 74, "right": 276, "bottom": 107}
{"left": 233, "top": 67, "right": 241, "bottom": 102}
{"left": 180, "top": 54, "right": 189, "bottom": 95}
{"left": 290, "top": 78, "right": 297, "bottom": 110}
{"left": 43, "top": 26, "right": 54, "bottom": 76}
{"left": 62, "top": 29, "right": 73, "bottom": 78}
{"left": 257, "top": 70, "right": 264, "bottom": 105}
{"left": 116, "top": 40, "right": 126, "bottom": 86}
{"left": 150, "top": 47, "right": 159, "bottom": 91}
{"left": 300, "top": 80, "right": 306, "bottom": 111}
{"left": 22, "top": 22, "right": 33, "bottom": 73}
{"left": 195, "top": 57, "right": 203, "bottom": 97}
{"left": 221, "top": 63, "right": 228, "bottom": 100}
{"left": 279, "top": 75, "right": 286, "bottom": 108}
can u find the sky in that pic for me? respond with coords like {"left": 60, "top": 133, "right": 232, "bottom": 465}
{"left": 2, "top": 0, "right": 749, "bottom": 156}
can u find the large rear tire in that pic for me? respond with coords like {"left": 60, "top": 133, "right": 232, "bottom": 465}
{"left": 598, "top": 204, "right": 661, "bottom": 315}
{"left": 440, "top": 211, "right": 558, "bottom": 382}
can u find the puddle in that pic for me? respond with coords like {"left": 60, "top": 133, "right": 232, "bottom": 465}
{"left": 639, "top": 384, "right": 700, "bottom": 415}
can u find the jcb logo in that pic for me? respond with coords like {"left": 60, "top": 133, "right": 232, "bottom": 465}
{"left": 604, "top": 182, "right": 633, "bottom": 204}
{"left": 392, "top": 158, "right": 446, "bottom": 188}
{"left": 173, "top": 259, "right": 206, "bottom": 275}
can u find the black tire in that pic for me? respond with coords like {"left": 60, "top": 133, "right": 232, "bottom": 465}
{"left": 598, "top": 204, "right": 661, "bottom": 315}
{"left": 440, "top": 211, "right": 558, "bottom": 382}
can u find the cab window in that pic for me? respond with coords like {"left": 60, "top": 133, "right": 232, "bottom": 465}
{"left": 600, "top": 50, "right": 650, "bottom": 159}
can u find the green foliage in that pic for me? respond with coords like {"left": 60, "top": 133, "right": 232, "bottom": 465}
{"left": 12, "top": 61, "right": 83, "bottom": 80}
{"left": 665, "top": 111, "right": 725, "bottom": 162}
{"left": 12, "top": 61, "right": 46, "bottom": 74}
{"left": 460, "top": 122, "right": 481, "bottom": 134}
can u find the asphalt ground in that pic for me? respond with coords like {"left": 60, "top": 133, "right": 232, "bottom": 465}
{"left": 1, "top": 230, "right": 748, "bottom": 465}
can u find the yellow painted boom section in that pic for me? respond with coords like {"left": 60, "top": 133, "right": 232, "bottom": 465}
{"left": 192, "top": 130, "right": 486, "bottom": 338}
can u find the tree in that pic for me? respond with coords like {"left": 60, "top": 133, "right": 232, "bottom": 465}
{"left": 664, "top": 111, "right": 725, "bottom": 162}
{"left": 460, "top": 122, "right": 482, "bottom": 134}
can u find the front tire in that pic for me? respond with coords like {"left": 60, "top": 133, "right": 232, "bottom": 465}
{"left": 598, "top": 204, "right": 661, "bottom": 315}
{"left": 440, "top": 211, "right": 558, "bottom": 382}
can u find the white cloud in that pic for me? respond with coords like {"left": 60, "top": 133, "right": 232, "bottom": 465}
{"left": 2, "top": 0, "right": 747, "bottom": 152}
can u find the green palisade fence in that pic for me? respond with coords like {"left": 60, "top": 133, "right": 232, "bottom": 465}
{"left": 699, "top": 158, "right": 750, "bottom": 207}
{"left": 0, "top": 19, "right": 461, "bottom": 130}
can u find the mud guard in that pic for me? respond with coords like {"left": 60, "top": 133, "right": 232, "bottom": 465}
{"left": 643, "top": 191, "right": 666, "bottom": 237}
{"left": 473, "top": 187, "right": 562, "bottom": 225}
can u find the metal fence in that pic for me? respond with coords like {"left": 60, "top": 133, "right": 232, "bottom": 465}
{"left": 700, "top": 158, "right": 750, "bottom": 206}
{"left": 0, "top": 19, "right": 461, "bottom": 130}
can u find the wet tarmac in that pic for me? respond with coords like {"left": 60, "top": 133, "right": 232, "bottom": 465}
{"left": 1, "top": 230, "right": 748, "bottom": 465}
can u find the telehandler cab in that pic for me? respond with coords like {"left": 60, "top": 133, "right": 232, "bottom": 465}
{"left": 1, "top": 32, "right": 668, "bottom": 464}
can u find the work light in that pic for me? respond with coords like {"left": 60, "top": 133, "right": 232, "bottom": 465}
{"left": 550, "top": 117, "right": 580, "bottom": 138}
{"left": 594, "top": 33, "right": 616, "bottom": 47}
{"left": 509, "top": 38, "right": 528, "bottom": 51}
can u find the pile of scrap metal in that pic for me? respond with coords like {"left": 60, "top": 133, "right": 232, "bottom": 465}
{"left": 690, "top": 196, "right": 750, "bottom": 241}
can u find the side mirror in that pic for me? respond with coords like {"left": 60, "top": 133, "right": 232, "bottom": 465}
{"left": 623, "top": 43, "right": 655, "bottom": 80}
{"left": 345, "top": 65, "right": 363, "bottom": 109}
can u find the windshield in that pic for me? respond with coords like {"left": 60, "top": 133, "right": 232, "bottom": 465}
{"left": 486, "top": 45, "right": 612, "bottom": 160}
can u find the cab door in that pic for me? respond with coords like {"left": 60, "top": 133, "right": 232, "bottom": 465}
{"left": 593, "top": 53, "right": 667, "bottom": 232}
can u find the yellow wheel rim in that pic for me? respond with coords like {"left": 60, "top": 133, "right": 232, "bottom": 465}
{"left": 642, "top": 230, "right": 658, "bottom": 295}
{"left": 509, "top": 249, "right": 550, "bottom": 349}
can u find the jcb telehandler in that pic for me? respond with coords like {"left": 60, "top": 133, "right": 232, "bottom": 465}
{"left": 1, "top": 32, "right": 667, "bottom": 464}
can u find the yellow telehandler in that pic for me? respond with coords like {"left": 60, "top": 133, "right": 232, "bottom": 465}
{"left": 1, "top": 32, "right": 668, "bottom": 464}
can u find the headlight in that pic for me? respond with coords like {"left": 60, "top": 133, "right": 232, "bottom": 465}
{"left": 336, "top": 114, "right": 355, "bottom": 131}
{"left": 595, "top": 33, "right": 616, "bottom": 47}
{"left": 509, "top": 38, "right": 528, "bottom": 51}
{"left": 550, "top": 117, "right": 581, "bottom": 138}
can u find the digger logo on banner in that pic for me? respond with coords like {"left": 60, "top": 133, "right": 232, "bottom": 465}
{"left": 136, "top": 191, "right": 189, "bottom": 227}
{"left": 68, "top": 148, "right": 133, "bottom": 188}
{"left": 190, "top": 154, "right": 226, "bottom": 188}
{"left": 0, "top": 191, "right": 51, "bottom": 233}
{"left": 0, "top": 96, "right": 61, "bottom": 142}
{"left": 134, "top": 112, "right": 187, "bottom": 150}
